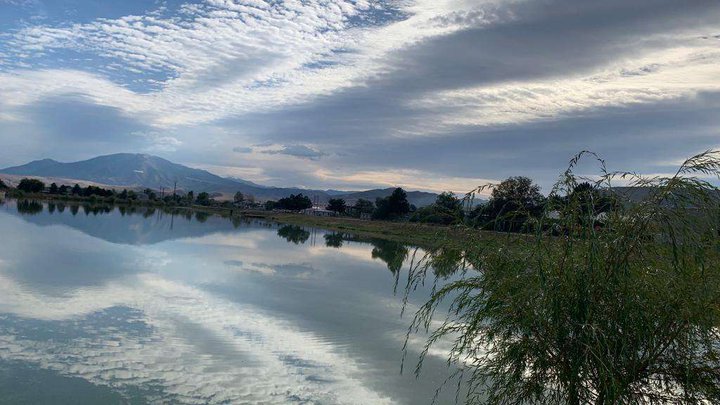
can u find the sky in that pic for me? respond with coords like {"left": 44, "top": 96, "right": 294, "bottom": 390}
{"left": 0, "top": 0, "right": 719, "bottom": 194}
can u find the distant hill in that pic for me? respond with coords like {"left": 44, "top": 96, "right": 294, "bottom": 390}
{"left": 0, "top": 153, "right": 439, "bottom": 206}
{"left": 1, "top": 154, "right": 240, "bottom": 193}
{"left": 334, "top": 188, "right": 438, "bottom": 207}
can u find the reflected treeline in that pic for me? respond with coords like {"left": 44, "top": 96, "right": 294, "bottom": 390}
{"left": 11, "top": 199, "right": 469, "bottom": 282}
{"left": 16, "top": 200, "right": 43, "bottom": 215}
{"left": 11, "top": 200, "right": 244, "bottom": 225}
{"left": 321, "top": 231, "right": 468, "bottom": 279}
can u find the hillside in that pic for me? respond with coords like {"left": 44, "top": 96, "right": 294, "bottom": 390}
{"left": 335, "top": 188, "right": 438, "bottom": 207}
{"left": 0, "top": 154, "right": 439, "bottom": 206}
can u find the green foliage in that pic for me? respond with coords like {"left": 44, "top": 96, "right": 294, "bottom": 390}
{"left": 48, "top": 183, "right": 59, "bottom": 194}
{"left": 352, "top": 198, "right": 375, "bottom": 216}
{"left": 276, "top": 193, "right": 313, "bottom": 211}
{"left": 195, "top": 192, "right": 211, "bottom": 206}
{"left": 411, "top": 192, "right": 463, "bottom": 225}
{"left": 326, "top": 198, "right": 347, "bottom": 213}
{"left": 71, "top": 184, "right": 82, "bottom": 195}
{"left": 264, "top": 200, "right": 277, "bottom": 210}
{"left": 406, "top": 150, "right": 720, "bottom": 405}
{"left": 373, "top": 188, "right": 411, "bottom": 220}
{"left": 0, "top": 179, "right": 7, "bottom": 190}
{"left": 469, "top": 176, "right": 546, "bottom": 232}
{"left": 17, "top": 178, "right": 45, "bottom": 193}
{"left": 234, "top": 192, "right": 245, "bottom": 203}
{"left": 81, "top": 185, "right": 114, "bottom": 198}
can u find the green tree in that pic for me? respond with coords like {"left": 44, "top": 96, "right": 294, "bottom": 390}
{"left": 473, "top": 176, "right": 546, "bottom": 232}
{"left": 0, "top": 179, "right": 9, "bottom": 190}
{"left": 17, "top": 178, "right": 45, "bottom": 193}
{"left": 326, "top": 198, "right": 347, "bottom": 213}
{"left": 410, "top": 192, "right": 463, "bottom": 225}
{"left": 195, "top": 192, "right": 211, "bottom": 206}
{"left": 234, "top": 191, "right": 245, "bottom": 204}
{"left": 276, "top": 193, "right": 312, "bottom": 211}
{"left": 352, "top": 198, "right": 374, "bottom": 216}
{"left": 373, "top": 188, "right": 411, "bottom": 220}
{"left": 72, "top": 184, "right": 82, "bottom": 195}
{"left": 264, "top": 200, "right": 277, "bottom": 210}
{"left": 144, "top": 188, "right": 157, "bottom": 200}
{"left": 48, "top": 183, "right": 59, "bottom": 194}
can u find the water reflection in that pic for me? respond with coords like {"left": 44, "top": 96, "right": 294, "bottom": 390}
{"left": 277, "top": 224, "right": 311, "bottom": 245}
{"left": 0, "top": 199, "right": 466, "bottom": 404}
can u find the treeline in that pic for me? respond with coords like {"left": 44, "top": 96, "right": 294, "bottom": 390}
{"left": 1, "top": 176, "right": 617, "bottom": 233}
{"left": 3, "top": 178, "right": 267, "bottom": 210}
{"left": 263, "top": 188, "right": 415, "bottom": 220}
{"left": 272, "top": 177, "right": 616, "bottom": 233}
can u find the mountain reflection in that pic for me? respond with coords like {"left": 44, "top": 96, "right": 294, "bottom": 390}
{"left": 5, "top": 199, "right": 266, "bottom": 245}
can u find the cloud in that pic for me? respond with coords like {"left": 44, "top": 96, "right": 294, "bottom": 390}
{"left": 260, "top": 144, "right": 328, "bottom": 160}
{"left": 231, "top": 143, "right": 328, "bottom": 160}
{"left": 0, "top": 0, "right": 719, "bottom": 190}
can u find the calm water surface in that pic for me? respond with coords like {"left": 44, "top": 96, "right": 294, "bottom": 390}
{"left": 0, "top": 200, "right": 462, "bottom": 404}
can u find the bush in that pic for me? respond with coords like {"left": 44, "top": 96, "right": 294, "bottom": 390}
{"left": 17, "top": 178, "right": 45, "bottom": 193}
{"left": 406, "top": 151, "right": 720, "bottom": 404}
{"left": 276, "top": 194, "right": 312, "bottom": 211}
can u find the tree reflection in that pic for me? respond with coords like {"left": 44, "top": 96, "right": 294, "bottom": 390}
{"left": 277, "top": 225, "right": 310, "bottom": 244}
{"left": 370, "top": 239, "right": 409, "bottom": 274}
{"left": 324, "top": 232, "right": 345, "bottom": 248}
{"left": 16, "top": 200, "right": 43, "bottom": 215}
{"left": 195, "top": 211, "right": 209, "bottom": 223}
{"left": 427, "top": 247, "right": 465, "bottom": 278}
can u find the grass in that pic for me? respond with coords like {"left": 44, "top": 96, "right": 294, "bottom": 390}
{"left": 259, "top": 211, "right": 499, "bottom": 248}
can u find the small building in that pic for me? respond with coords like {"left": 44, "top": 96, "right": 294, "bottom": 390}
{"left": 301, "top": 207, "right": 337, "bottom": 217}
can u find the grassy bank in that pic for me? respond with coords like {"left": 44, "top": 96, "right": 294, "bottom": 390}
{"left": 253, "top": 211, "right": 498, "bottom": 248}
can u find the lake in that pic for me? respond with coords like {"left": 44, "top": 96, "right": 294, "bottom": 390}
{"left": 0, "top": 200, "right": 462, "bottom": 404}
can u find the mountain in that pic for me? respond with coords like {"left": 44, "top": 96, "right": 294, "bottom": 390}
{"left": 334, "top": 188, "right": 438, "bottom": 207}
{"left": 1, "top": 153, "right": 239, "bottom": 193}
{"left": 1, "top": 154, "right": 440, "bottom": 206}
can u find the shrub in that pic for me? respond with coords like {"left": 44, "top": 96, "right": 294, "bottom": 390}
{"left": 406, "top": 151, "right": 720, "bottom": 404}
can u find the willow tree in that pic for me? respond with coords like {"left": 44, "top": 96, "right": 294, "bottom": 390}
{"left": 406, "top": 151, "right": 720, "bottom": 404}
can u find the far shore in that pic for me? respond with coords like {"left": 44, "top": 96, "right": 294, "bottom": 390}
{"left": 1, "top": 193, "right": 500, "bottom": 248}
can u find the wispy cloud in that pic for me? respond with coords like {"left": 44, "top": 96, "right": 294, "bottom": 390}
{"left": 0, "top": 0, "right": 719, "bottom": 190}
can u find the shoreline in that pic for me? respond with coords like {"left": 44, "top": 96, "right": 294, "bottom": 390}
{"left": 1, "top": 193, "right": 496, "bottom": 248}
